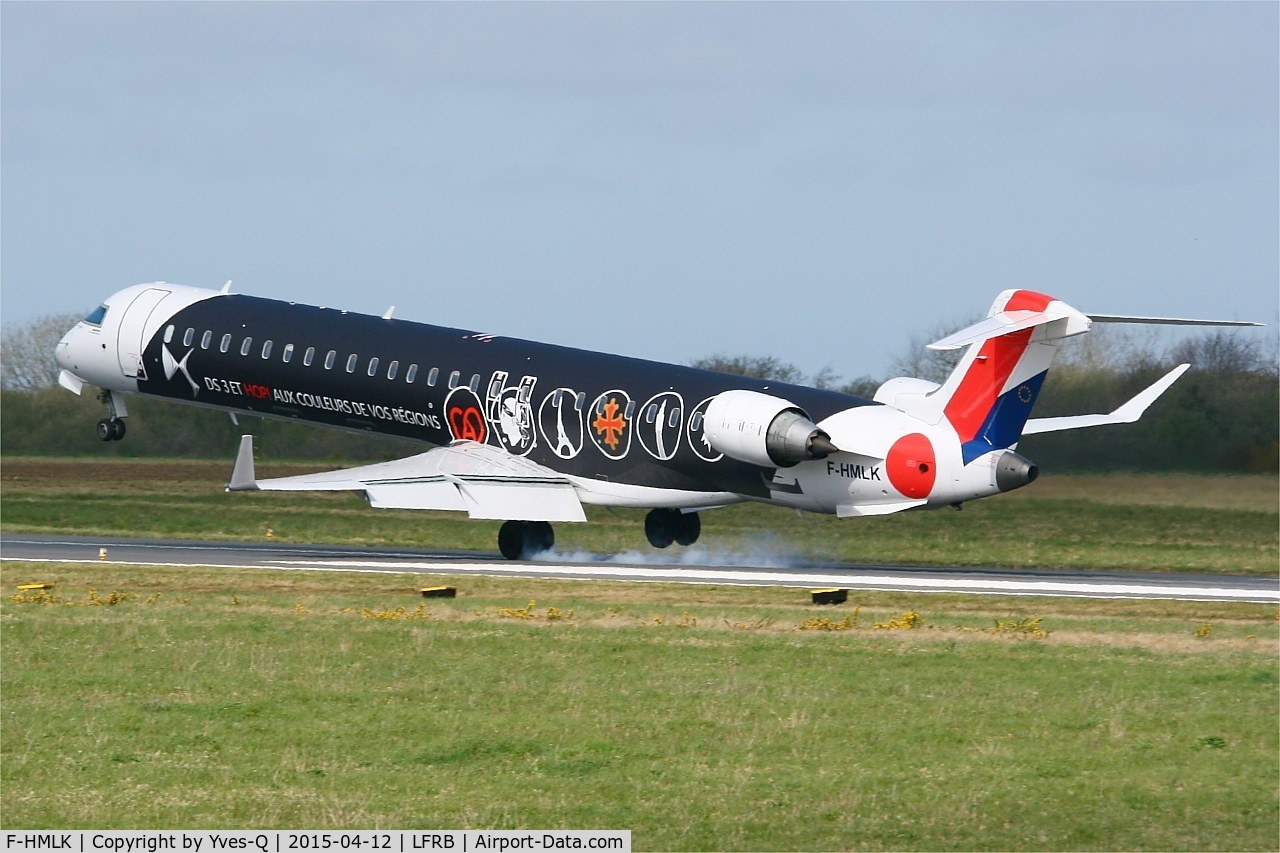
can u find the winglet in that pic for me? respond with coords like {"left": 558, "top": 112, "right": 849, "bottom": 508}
{"left": 226, "top": 435, "right": 259, "bottom": 491}
{"left": 1021, "top": 364, "right": 1190, "bottom": 435}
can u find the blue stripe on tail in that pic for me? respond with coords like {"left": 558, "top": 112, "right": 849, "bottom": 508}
{"left": 959, "top": 370, "right": 1048, "bottom": 464}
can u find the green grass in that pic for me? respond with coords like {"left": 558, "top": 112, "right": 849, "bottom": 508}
{"left": 3, "top": 459, "right": 1276, "bottom": 574}
{"left": 3, "top": 460, "right": 1277, "bottom": 847}
{"left": 2, "top": 562, "right": 1276, "bottom": 849}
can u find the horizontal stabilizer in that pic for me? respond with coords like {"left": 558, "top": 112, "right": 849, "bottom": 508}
{"left": 927, "top": 310, "right": 1061, "bottom": 351}
{"left": 226, "top": 436, "right": 586, "bottom": 522}
{"left": 1022, "top": 364, "right": 1190, "bottom": 435}
{"left": 1087, "top": 313, "right": 1262, "bottom": 327}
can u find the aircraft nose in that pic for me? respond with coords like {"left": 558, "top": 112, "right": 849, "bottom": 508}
{"left": 54, "top": 327, "right": 80, "bottom": 371}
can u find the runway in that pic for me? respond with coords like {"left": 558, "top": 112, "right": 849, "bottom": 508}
{"left": 2, "top": 533, "right": 1276, "bottom": 603}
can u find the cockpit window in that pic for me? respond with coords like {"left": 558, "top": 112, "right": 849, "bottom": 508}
{"left": 84, "top": 306, "right": 108, "bottom": 326}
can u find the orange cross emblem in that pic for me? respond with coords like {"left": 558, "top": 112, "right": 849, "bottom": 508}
{"left": 593, "top": 397, "right": 627, "bottom": 451}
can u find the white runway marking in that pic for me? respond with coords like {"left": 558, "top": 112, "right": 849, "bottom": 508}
{"left": 5, "top": 535, "right": 1276, "bottom": 603}
{"left": 267, "top": 558, "right": 1279, "bottom": 602}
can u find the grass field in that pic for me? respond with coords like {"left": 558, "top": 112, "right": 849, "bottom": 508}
{"left": 2, "top": 458, "right": 1277, "bottom": 574}
{"left": 2, "top": 459, "right": 1277, "bottom": 848}
{"left": 2, "top": 561, "right": 1277, "bottom": 848}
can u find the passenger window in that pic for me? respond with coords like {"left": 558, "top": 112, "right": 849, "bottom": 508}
{"left": 261, "top": 340, "right": 273, "bottom": 359}
{"left": 367, "top": 357, "right": 379, "bottom": 377}
{"left": 468, "top": 374, "right": 480, "bottom": 392}
{"left": 575, "top": 392, "right": 586, "bottom": 411}
{"left": 406, "top": 364, "right": 418, "bottom": 384}
{"left": 553, "top": 389, "right": 563, "bottom": 406}
{"left": 220, "top": 334, "right": 232, "bottom": 353}
{"left": 201, "top": 331, "right": 212, "bottom": 349}
{"left": 282, "top": 343, "right": 294, "bottom": 363}
{"left": 324, "top": 350, "right": 336, "bottom": 370}
{"left": 691, "top": 412, "right": 704, "bottom": 431}
{"left": 183, "top": 328, "right": 195, "bottom": 347}
{"left": 448, "top": 370, "right": 460, "bottom": 390}
{"left": 427, "top": 367, "right": 439, "bottom": 386}
{"left": 240, "top": 337, "right": 253, "bottom": 356}
{"left": 346, "top": 354, "right": 358, "bottom": 373}
{"left": 624, "top": 400, "right": 636, "bottom": 419}
{"left": 488, "top": 376, "right": 503, "bottom": 397}
{"left": 163, "top": 325, "right": 175, "bottom": 344}
{"left": 386, "top": 360, "right": 398, "bottom": 380}
{"left": 669, "top": 407, "right": 681, "bottom": 428}
{"left": 645, "top": 404, "right": 657, "bottom": 424}
{"left": 304, "top": 347, "right": 315, "bottom": 367}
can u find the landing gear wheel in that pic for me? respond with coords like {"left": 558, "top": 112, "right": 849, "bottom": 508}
{"left": 497, "top": 520, "right": 555, "bottom": 560}
{"left": 528, "top": 521, "right": 554, "bottom": 554}
{"left": 646, "top": 509, "right": 701, "bottom": 549}
{"left": 644, "top": 509, "right": 676, "bottom": 549}
{"left": 673, "top": 511, "right": 701, "bottom": 547}
{"left": 97, "top": 419, "right": 127, "bottom": 441}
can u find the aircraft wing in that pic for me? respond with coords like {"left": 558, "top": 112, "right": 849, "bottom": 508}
{"left": 1021, "top": 364, "right": 1189, "bottom": 436}
{"left": 226, "top": 436, "right": 587, "bottom": 522}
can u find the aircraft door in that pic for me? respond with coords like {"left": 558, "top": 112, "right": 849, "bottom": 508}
{"left": 115, "top": 287, "right": 171, "bottom": 379}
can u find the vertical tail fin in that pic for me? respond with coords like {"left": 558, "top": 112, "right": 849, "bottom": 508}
{"left": 891, "top": 290, "right": 1092, "bottom": 463}
{"left": 873, "top": 290, "right": 1260, "bottom": 465}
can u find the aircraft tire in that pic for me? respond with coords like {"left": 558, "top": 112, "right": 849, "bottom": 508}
{"left": 498, "top": 520, "right": 555, "bottom": 560}
{"left": 529, "top": 521, "right": 554, "bottom": 555}
{"left": 674, "top": 511, "right": 701, "bottom": 547}
{"left": 644, "top": 509, "right": 676, "bottom": 549}
{"left": 498, "top": 521, "right": 525, "bottom": 560}
{"left": 110, "top": 419, "right": 126, "bottom": 441}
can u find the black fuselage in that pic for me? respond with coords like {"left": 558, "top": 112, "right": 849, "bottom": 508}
{"left": 142, "top": 294, "right": 873, "bottom": 498}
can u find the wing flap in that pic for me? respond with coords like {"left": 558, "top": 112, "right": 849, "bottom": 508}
{"left": 226, "top": 436, "right": 587, "bottom": 522}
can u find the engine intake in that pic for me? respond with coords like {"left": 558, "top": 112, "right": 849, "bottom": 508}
{"left": 703, "top": 390, "right": 838, "bottom": 468}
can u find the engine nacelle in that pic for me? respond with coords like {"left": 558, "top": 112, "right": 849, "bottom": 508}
{"left": 703, "top": 389, "right": 837, "bottom": 468}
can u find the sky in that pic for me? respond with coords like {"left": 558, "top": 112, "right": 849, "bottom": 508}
{"left": 3, "top": 2, "right": 1276, "bottom": 381}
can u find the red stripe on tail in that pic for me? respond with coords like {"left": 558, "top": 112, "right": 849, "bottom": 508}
{"left": 942, "top": 290, "right": 1053, "bottom": 442}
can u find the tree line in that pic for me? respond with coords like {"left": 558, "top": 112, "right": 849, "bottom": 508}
{"left": 3, "top": 314, "right": 1275, "bottom": 472}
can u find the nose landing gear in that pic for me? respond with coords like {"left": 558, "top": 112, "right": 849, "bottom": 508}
{"left": 96, "top": 418, "right": 126, "bottom": 441}
{"left": 95, "top": 391, "right": 128, "bottom": 442}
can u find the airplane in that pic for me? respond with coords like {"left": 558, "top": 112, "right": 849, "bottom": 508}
{"left": 53, "top": 282, "right": 1259, "bottom": 559}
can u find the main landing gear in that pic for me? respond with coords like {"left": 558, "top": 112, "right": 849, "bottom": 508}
{"left": 95, "top": 391, "right": 127, "bottom": 442}
{"left": 644, "top": 508, "right": 701, "bottom": 549}
{"left": 498, "top": 520, "right": 555, "bottom": 560}
{"left": 495, "top": 509, "right": 703, "bottom": 560}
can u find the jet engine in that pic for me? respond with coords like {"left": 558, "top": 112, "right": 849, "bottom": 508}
{"left": 702, "top": 389, "right": 839, "bottom": 468}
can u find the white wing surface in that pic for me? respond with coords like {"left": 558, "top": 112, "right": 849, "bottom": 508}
{"left": 226, "top": 436, "right": 587, "bottom": 522}
{"left": 1021, "top": 364, "right": 1190, "bottom": 435}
